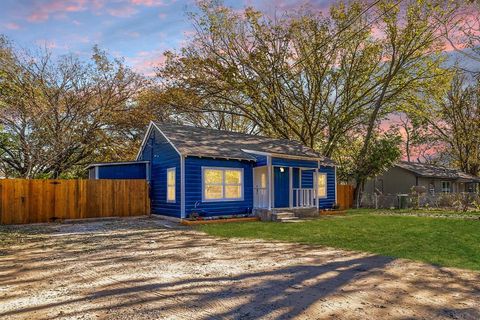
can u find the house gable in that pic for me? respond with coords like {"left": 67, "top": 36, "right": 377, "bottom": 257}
{"left": 138, "top": 125, "right": 181, "bottom": 218}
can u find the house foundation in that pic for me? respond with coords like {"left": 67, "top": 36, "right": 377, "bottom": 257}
{"left": 253, "top": 207, "right": 319, "bottom": 221}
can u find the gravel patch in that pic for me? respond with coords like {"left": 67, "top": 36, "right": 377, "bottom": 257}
{"left": 0, "top": 217, "right": 479, "bottom": 320}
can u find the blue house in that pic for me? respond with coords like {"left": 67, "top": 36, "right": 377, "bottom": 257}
{"left": 90, "top": 122, "right": 337, "bottom": 220}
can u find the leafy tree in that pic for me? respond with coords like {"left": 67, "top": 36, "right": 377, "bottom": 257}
{"left": 158, "top": 0, "right": 383, "bottom": 155}
{"left": 335, "top": 132, "right": 402, "bottom": 188}
{"left": 0, "top": 39, "right": 147, "bottom": 178}
{"left": 352, "top": 0, "right": 454, "bottom": 199}
{"left": 426, "top": 72, "right": 480, "bottom": 176}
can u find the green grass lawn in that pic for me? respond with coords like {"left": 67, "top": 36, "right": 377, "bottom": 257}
{"left": 198, "top": 210, "right": 480, "bottom": 271}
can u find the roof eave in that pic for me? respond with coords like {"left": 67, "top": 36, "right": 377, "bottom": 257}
{"left": 242, "top": 149, "right": 335, "bottom": 165}
{"left": 86, "top": 160, "right": 149, "bottom": 170}
{"left": 184, "top": 154, "right": 256, "bottom": 162}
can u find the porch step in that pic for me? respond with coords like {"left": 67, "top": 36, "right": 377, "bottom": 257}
{"left": 272, "top": 211, "right": 299, "bottom": 222}
{"left": 276, "top": 216, "right": 301, "bottom": 223}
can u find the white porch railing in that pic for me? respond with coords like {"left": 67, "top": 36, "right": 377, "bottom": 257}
{"left": 253, "top": 187, "right": 317, "bottom": 209}
{"left": 293, "top": 188, "right": 315, "bottom": 208}
{"left": 254, "top": 187, "right": 268, "bottom": 208}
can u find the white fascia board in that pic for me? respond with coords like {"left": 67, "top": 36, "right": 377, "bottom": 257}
{"left": 86, "top": 161, "right": 150, "bottom": 170}
{"left": 136, "top": 122, "right": 155, "bottom": 160}
{"left": 242, "top": 149, "right": 334, "bottom": 165}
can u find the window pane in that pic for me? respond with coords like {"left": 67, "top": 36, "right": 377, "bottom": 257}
{"left": 260, "top": 173, "right": 266, "bottom": 188}
{"left": 205, "top": 169, "right": 223, "bottom": 184}
{"left": 318, "top": 174, "right": 327, "bottom": 197}
{"left": 167, "top": 169, "right": 175, "bottom": 186}
{"left": 167, "top": 186, "right": 175, "bottom": 201}
{"left": 225, "top": 170, "right": 241, "bottom": 184}
{"left": 205, "top": 185, "right": 223, "bottom": 199}
{"left": 225, "top": 185, "right": 241, "bottom": 199}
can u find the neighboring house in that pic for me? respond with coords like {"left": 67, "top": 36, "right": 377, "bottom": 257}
{"left": 365, "top": 161, "right": 480, "bottom": 195}
{"left": 88, "top": 122, "right": 337, "bottom": 219}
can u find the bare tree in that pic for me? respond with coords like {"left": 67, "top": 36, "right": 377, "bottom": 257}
{"left": 352, "top": 0, "right": 455, "bottom": 199}
{"left": 426, "top": 72, "right": 480, "bottom": 175}
{"left": 0, "top": 39, "right": 147, "bottom": 178}
{"left": 158, "top": 1, "right": 383, "bottom": 155}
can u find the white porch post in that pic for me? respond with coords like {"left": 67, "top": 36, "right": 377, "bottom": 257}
{"left": 315, "top": 168, "right": 319, "bottom": 209}
{"left": 334, "top": 165, "right": 338, "bottom": 204}
{"left": 267, "top": 156, "right": 273, "bottom": 210}
{"left": 289, "top": 167, "right": 293, "bottom": 208}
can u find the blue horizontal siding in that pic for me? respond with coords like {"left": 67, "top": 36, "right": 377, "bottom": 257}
{"left": 96, "top": 163, "right": 147, "bottom": 179}
{"left": 272, "top": 157, "right": 318, "bottom": 168}
{"left": 185, "top": 156, "right": 254, "bottom": 217}
{"left": 139, "top": 129, "right": 181, "bottom": 218}
{"left": 301, "top": 169, "right": 314, "bottom": 189}
{"left": 319, "top": 166, "right": 336, "bottom": 209}
{"left": 251, "top": 154, "right": 267, "bottom": 166}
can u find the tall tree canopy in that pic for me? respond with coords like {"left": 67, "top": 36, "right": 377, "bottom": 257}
{"left": 426, "top": 72, "right": 480, "bottom": 175}
{"left": 0, "top": 38, "right": 149, "bottom": 178}
{"left": 158, "top": 0, "right": 454, "bottom": 190}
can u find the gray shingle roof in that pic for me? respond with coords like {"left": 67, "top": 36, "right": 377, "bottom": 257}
{"left": 396, "top": 161, "right": 480, "bottom": 182}
{"left": 155, "top": 123, "right": 333, "bottom": 165}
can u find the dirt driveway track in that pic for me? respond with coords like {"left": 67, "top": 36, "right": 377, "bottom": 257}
{"left": 0, "top": 217, "right": 479, "bottom": 320}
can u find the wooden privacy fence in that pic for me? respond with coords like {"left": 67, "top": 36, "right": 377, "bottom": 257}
{"left": 337, "top": 184, "right": 354, "bottom": 209}
{"left": 0, "top": 179, "right": 150, "bottom": 225}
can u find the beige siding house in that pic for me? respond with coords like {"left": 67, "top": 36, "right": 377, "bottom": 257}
{"left": 365, "top": 161, "right": 480, "bottom": 195}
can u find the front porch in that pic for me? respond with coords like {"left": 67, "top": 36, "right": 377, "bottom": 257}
{"left": 252, "top": 164, "right": 325, "bottom": 211}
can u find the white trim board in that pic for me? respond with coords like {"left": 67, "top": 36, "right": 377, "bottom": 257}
{"left": 86, "top": 161, "right": 149, "bottom": 169}
{"left": 243, "top": 149, "right": 334, "bottom": 165}
{"left": 180, "top": 155, "right": 186, "bottom": 218}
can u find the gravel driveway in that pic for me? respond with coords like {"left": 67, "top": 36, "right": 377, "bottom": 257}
{"left": 1, "top": 217, "right": 479, "bottom": 320}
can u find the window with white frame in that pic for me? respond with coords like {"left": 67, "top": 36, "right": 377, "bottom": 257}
{"left": 317, "top": 173, "right": 327, "bottom": 198}
{"left": 167, "top": 168, "right": 176, "bottom": 202}
{"left": 203, "top": 167, "right": 243, "bottom": 201}
{"left": 441, "top": 181, "right": 451, "bottom": 193}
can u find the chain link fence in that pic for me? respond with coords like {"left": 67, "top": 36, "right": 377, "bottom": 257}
{"left": 359, "top": 192, "right": 480, "bottom": 211}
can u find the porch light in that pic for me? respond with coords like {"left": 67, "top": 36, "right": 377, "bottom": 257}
{"left": 280, "top": 167, "right": 285, "bottom": 173}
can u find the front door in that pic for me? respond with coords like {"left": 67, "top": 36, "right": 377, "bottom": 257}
{"left": 253, "top": 167, "right": 268, "bottom": 208}
{"left": 274, "top": 167, "right": 290, "bottom": 208}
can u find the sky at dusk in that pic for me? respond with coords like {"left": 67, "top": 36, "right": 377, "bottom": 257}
{"left": 0, "top": 0, "right": 333, "bottom": 75}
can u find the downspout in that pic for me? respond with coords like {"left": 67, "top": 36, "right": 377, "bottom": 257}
{"left": 267, "top": 156, "right": 272, "bottom": 210}
{"left": 334, "top": 165, "right": 338, "bottom": 205}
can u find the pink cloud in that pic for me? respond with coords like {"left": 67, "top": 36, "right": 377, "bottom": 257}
{"left": 107, "top": 6, "right": 138, "bottom": 18}
{"left": 130, "top": 0, "right": 166, "bottom": 6}
{"left": 27, "top": 0, "right": 88, "bottom": 22}
{"left": 128, "top": 50, "right": 167, "bottom": 76}
{"left": 4, "top": 22, "right": 21, "bottom": 30}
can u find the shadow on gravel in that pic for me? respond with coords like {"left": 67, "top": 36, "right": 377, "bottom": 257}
{"left": 1, "top": 218, "right": 479, "bottom": 320}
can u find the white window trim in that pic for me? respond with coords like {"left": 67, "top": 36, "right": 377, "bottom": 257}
{"left": 167, "top": 167, "right": 176, "bottom": 203}
{"left": 202, "top": 167, "right": 244, "bottom": 202}
{"left": 316, "top": 172, "right": 328, "bottom": 199}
